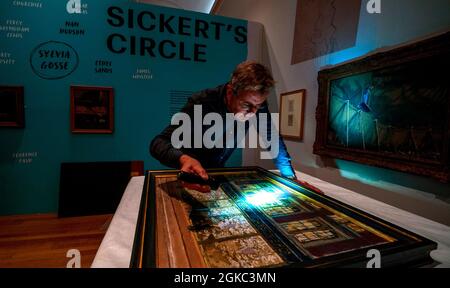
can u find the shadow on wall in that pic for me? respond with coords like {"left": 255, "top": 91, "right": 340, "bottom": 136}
{"left": 318, "top": 157, "right": 450, "bottom": 202}
{"left": 245, "top": 25, "right": 294, "bottom": 171}
{"left": 261, "top": 25, "right": 285, "bottom": 108}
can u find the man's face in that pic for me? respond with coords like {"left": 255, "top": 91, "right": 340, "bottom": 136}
{"left": 226, "top": 84, "right": 267, "bottom": 122}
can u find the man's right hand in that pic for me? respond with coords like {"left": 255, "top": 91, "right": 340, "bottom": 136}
{"left": 179, "top": 154, "right": 208, "bottom": 180}
{"left": 179, "top": 155, "right": 210, "bottom": 193}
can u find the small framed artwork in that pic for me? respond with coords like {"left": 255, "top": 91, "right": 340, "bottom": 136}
{"left": 0, "top": 86, "right": 24, "bottom": 128}
{"left": 70, "top": 86, "right": 114, "bottom": 134}
{"left": 279, "top": 89, "right": 306, "bottom": 141}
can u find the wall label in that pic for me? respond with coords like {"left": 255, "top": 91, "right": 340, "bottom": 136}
{"left": 30, "top": 41, "right": 79, "bottom": 80}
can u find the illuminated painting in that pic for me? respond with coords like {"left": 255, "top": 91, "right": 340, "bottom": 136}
{"left": 201, "top": 236, "right": 284, "bottom": 268}
{"left": 131, "top": 167, "right": 437, "bottom": 268}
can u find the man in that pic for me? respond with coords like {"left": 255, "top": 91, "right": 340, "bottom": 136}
{"left": 150, "top": 61, "right": 297, "bottom": 184}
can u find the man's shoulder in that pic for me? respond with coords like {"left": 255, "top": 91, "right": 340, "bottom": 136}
{"left": 190, "top": 83, "right": 227, "bottom": 104}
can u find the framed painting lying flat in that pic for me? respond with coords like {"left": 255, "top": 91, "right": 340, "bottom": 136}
{"left": 130, "top": 167, "right": 436, "bottom": 268}
{"left": 314, "top": 32, "right": 450, "bottom": 182}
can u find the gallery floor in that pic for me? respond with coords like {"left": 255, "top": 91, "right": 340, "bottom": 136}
{"left": 0, "top": 213, "right": 112, "bottom": 268}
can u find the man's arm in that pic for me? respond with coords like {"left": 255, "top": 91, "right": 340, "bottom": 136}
{"left": 257, "top": 105, "right": 297, "bottom": 179}
{"left": 149, "top": 94, "right": 208, "bottom": 179}
{"left": 275, "top": 134, "right": 297, "bottom": 179}
{"left": 149, "top": 94, "right": 197, "bottom": 168}
{"left": 150, "top": 129, "right": 184, "bottom": 169}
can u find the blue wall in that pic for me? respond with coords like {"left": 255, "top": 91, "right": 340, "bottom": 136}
{"left": 0, "top": 0, "right": 248, "bottom": 215}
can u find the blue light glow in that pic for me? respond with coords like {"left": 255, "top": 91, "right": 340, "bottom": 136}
{"left": 244, "top": 188, "right": 284, "bottom": 207}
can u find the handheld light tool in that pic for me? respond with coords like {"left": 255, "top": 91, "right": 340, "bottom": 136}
{"left": 177, "top": 171, "right": 220, "bottom": 190}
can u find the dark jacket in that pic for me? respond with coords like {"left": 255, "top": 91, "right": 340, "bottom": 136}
{"left": 150, "top": 84, "right": 296, "bottom": 177}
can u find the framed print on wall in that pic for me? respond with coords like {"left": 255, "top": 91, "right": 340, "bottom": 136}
{"left": 70, "top": 86, "right": 114, "bottom": 134}
{"left": 0, "top": 86, "right": 24, "bottom": 128}
{"left": 279, "top": 89, "right": 306, "bottom": 141}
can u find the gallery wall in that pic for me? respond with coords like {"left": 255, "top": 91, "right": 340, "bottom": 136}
{"left": 0, "top": 0, "right": 249, "bottom": 215}
{"left": 217, "top": 0, "right": 450, "bottom": 225}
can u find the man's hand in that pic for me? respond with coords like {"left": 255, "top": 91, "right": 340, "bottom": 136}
{"left": 295, "top": 180, "right": 323, "bottom": 194}
{"left": 179, "top": 155, "right": 210, "bottom": 193}
{"left": 288, "top": 176, "right": 324, "bottom": 195}
{"left": 179, "top": 155, "right": 208, "bottom": 180}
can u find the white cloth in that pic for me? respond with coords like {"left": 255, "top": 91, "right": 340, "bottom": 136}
{"left": 91, "top": 177, "right": 145, "bottom": 268}
{"left": 92, "top": 171, "right": 450, "bottom": 268}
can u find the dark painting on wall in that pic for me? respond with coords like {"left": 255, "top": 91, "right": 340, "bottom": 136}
{"left": 70, "top": 86, "right": 114, "bottom": 134}
{"left": 0, "top": 86, "right": 24, "bottom": 128}
{"left": 314, "top": 32, "right": 450, "bottom": 182}
{"left": 291, "top": 0, "right": 362, "bottom": 64}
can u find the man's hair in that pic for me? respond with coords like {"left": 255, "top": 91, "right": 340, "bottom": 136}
{"left": 230, "top": 61, "right": 275, "bottom": 96}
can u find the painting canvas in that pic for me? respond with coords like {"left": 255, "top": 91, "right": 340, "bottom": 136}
{"left": 70, "top": 86, "right": 114, "bottom": 134}
{"left": 0, "top": 86, "right": 24, "bottom": 128}
{"left": 280, "top": 90, "right": 306, "bottom": 141}
{"left": 328, "top": 60, "right": 447, "bottom": 159}
{"left": 130, "top": 167, "right": 436, "bottom": 268}
{"left": 314, "top": 32, "right": 450, "bottom": 182}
